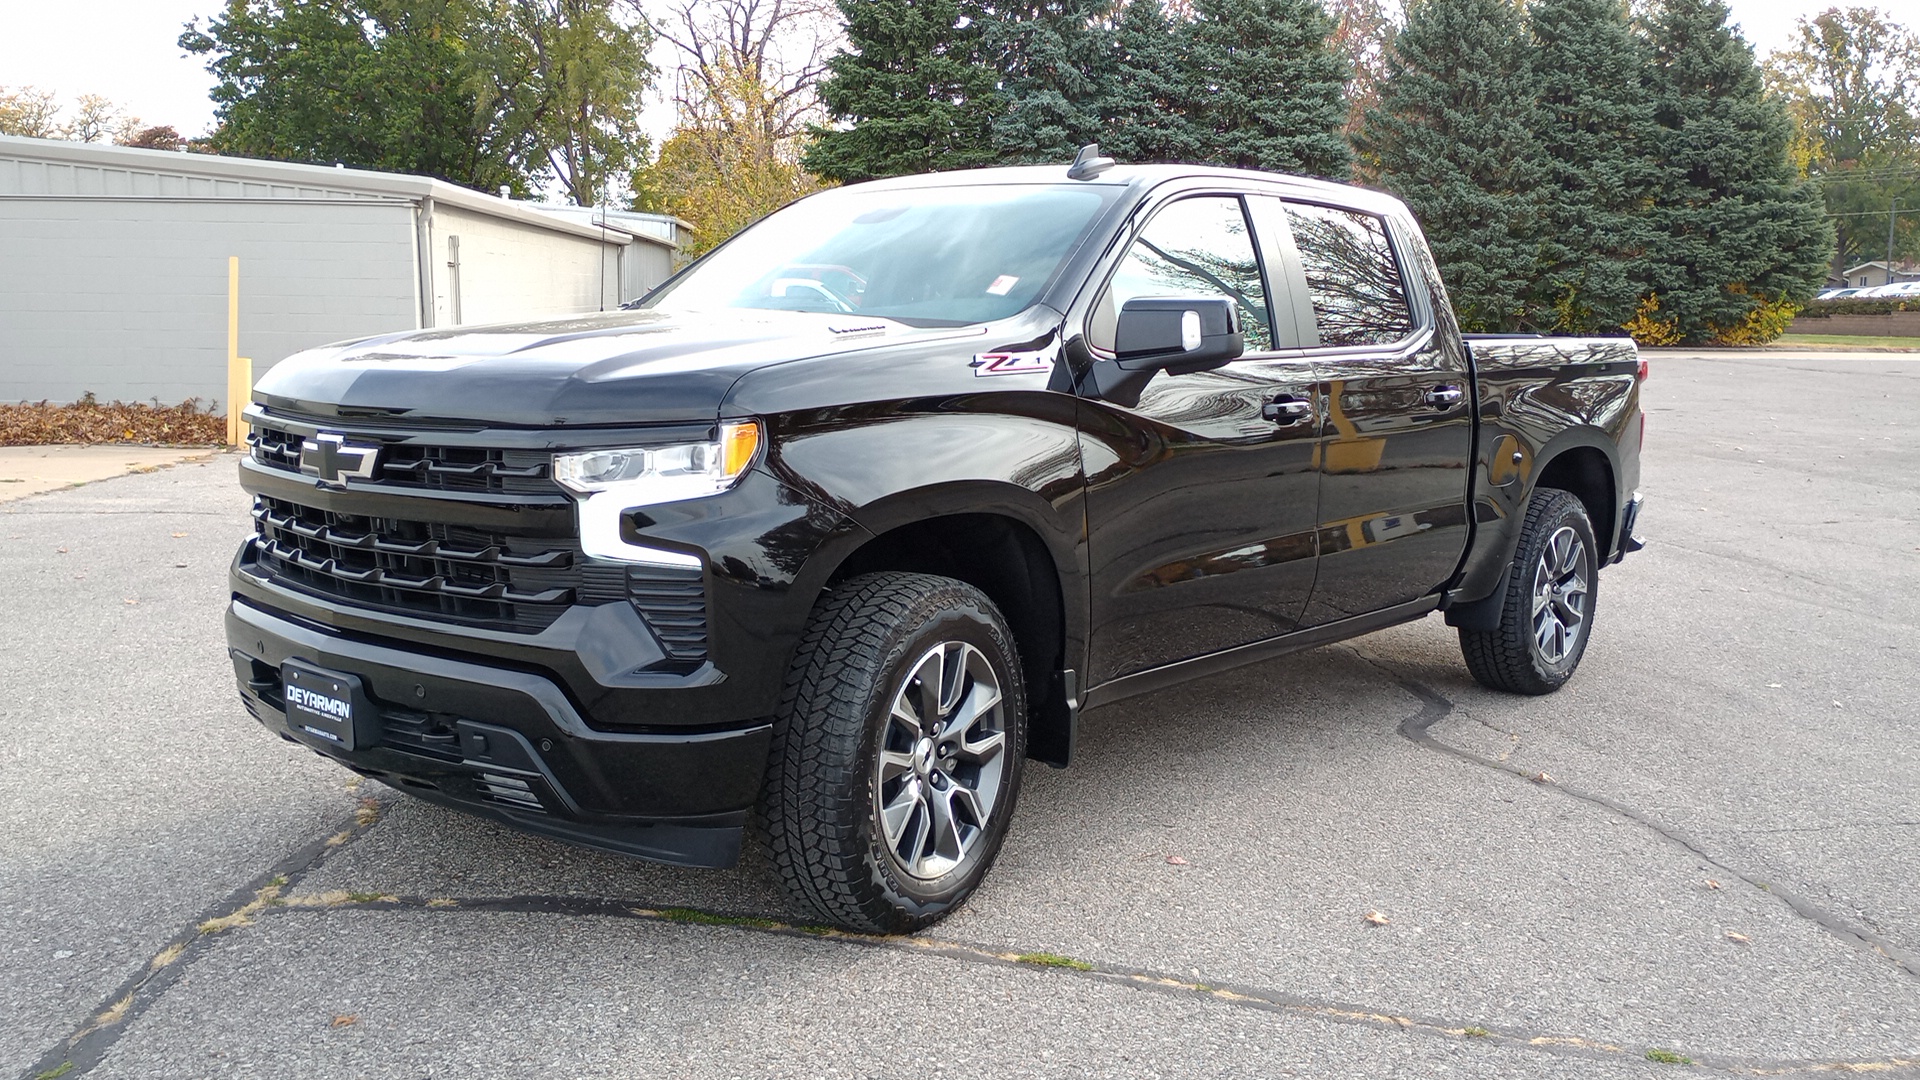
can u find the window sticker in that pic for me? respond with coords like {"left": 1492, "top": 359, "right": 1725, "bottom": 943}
{"left": 986, "top": 275, "right": 1020, "bottom": 296}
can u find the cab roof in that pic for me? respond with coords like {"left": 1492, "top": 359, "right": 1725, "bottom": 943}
{"left": 840, "top": 161, "right": 1411, "bottom": 220}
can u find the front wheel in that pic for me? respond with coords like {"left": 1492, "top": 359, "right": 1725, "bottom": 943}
{"left": 1459, "top": 488, "right": 1599, "bottom": 695}
{"left": 761, "top": 572, "right": 1027, "bottom": 933}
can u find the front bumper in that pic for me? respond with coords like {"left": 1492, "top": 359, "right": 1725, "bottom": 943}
{"left": 227, "top": 598, "right": 771, "bottom": 868}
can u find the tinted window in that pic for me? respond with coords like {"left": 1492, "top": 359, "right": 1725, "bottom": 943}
{"left": 1283, "top": 203, "right": 1414, "bottom": 347}
{"left": 1093, "top": 196, "right": 1272, "bottom": 352}
{"left": 644, "top": 185, "right": 1113, "bottom": 325}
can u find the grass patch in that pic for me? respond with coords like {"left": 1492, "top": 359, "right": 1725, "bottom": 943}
{"left": 649, "top": 907, "right": 782, "bottom": 930}
{"left": 34, "top": 1062, "right": 74, "bottom": 1080}
{"left": 1774, "top": 333, "right": 1920, "bottom": 350}
{"left": 1645, "top": 1048, "right": 1694, "bottom": 1065}
{"left": 0, "top": 394, "right": 225, "bottom": 447}
{"left": 1462, "top": 1026, "right": 1491, "bottom": 1038}
{"left": 1013, "top": 951, "right": 1094, "bottom": 971}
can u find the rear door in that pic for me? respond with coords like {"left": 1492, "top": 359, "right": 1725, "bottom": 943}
{"left": 1281, "top": 200, "right": 1474, "bottom": 625}
{"left": 1076, "top": 190, "right": 1326, "bottom": 684}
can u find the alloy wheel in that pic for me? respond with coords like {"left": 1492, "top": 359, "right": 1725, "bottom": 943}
{"left": 874, "top": 640, "right": 1008, "bottom": 881}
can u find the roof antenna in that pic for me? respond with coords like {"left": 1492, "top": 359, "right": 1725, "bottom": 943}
{"left": 1067, "top": 143, "right": 1116, "bottom": 180}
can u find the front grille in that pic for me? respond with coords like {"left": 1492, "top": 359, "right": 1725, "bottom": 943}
{"left": 249, "top": 425, "right": 555, "bottom": 495}
{"left": 245, "top": 417, "right": 711, "bottom": 658}
{"left": 250, "top": 496, "right": 625, "bottom": 632}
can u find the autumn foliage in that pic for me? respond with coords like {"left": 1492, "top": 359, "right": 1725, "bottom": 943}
{"left": 0, "top": 395, "right": 225, "bottom": 447}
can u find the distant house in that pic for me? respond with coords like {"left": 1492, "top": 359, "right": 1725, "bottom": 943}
{"left": 1842, "top": 260, "right": 1920, "bottom": 289}
{"left": 0, "top": 135, "right": 680, "bottom": 406}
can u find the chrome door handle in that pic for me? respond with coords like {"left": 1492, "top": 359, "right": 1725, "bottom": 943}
{"left": 1262, "top": 396, "right": 1313, "bottom": 425}
{"left": 1424, "top": 385, "right": 1464, "bottom": 409}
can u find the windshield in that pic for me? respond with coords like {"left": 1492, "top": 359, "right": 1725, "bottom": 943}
{"left": 642, "top": 184, "right": 1116, "bottom": 325}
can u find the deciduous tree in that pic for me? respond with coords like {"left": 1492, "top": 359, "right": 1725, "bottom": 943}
{"left": 1764, "top": 7, "right": 1920, "bottom": 266}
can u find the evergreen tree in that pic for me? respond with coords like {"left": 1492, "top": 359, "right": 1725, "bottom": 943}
{"left": 1357, "top": 0, "right": 1550, "bottom": 331}
{"left": 985, "top": 0, "right": 1117, "bottom": 161}
{"left": 1183, "top": 0, "right": 1352, "bottom": 179}
{"left": 1525, "top": 0, "right": 1661, "bottom": 333}
{"left": 803, "top": 0, "right": 1006, "bottom": 183}
{"left": 1642, "top": 0, "right": 1834, "bottom": 341}
{"left": 1104, "top": 0, "right": 1200, "bottom": 163}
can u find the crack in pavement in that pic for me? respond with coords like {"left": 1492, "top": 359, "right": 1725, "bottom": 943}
{"left": 1347, "top": 645, "right": 1920, "bottom": 983}
{"left": 15, "top": 800, "right": 387, "bottom": 1080}
{"left": 187, "top": 892, "right": 1916, "bottom": 1077}
{"left": 22, "top": 657, "right": 1920, "bottom": 1078}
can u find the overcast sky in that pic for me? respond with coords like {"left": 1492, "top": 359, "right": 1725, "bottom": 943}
{"left": 0, "top": 0, "right": 1894, "bottom": 147}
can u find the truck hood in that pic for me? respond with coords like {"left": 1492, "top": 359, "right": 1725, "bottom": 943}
{"left": 252, "top": 308, "right": 981, "bottom": 428}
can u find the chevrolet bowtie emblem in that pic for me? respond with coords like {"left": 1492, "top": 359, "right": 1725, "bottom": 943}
{"left": 299, "top": 433, "right": 381, "bottom": 485}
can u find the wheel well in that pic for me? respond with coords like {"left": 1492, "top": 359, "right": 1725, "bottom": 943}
{"left": 829, "top": 514, "right": 1071, "bottom": 765}
{"left": 1536, "top": 446, "right": 1617, "bottom": 557}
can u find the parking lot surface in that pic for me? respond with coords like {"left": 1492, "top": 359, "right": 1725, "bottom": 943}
{"left": 4, "top": 350, "right": 1917, "bottom": 1078}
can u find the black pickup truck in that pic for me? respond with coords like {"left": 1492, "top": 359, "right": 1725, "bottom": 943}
{"left": 227, "top": 152, "right": 1644, "bottom": 932}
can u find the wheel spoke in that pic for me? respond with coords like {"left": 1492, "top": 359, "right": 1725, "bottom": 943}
{"left": 957, "top": 728, "right": 1005, "bottom": 764}
{"left": 879, "top": 779, "right": 920, "bottom": 847}
{"left": 936, "top": 642, "right": 968, "bottom": 717}
{"left": 897, "top": 798, "right": 932, "bottom": 866}
{"left": 877, "top": 749, "right": 916, "bottom": 784}
{"left": 889, "top": 693, "right": 923, "bottom": 738}
{"left": 915, "top": 647, "right": 945, "bottom": 729}
{"left": 929, "top": 786, "right": 967, "bottom": 863}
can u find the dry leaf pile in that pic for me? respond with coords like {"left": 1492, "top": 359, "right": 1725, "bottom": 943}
{"left": 1, "top": 395, "right": 225, "bottom": 447}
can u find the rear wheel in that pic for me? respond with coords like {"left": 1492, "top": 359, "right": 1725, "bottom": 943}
{"left": 762, "top": 572, "right": 1027, "bottom": 933}
{"left": 1459, "top": 488, "right": 1599, "bottom": 695}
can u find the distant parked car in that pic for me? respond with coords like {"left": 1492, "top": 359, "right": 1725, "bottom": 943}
{"left": 1858, "top": 281, "right": 1920, "bottom": 299}
{"left": 1816, "top": 287, "right": 1865, "bottom": 299}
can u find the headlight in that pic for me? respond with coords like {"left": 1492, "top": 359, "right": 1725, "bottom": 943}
{"left": 553, "top": 420, "right": 761, "bottom": 501}
{"left": 556, "top": 420, "right": 761, "bottom": 567}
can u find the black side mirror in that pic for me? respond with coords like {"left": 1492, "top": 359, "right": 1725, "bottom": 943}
{"left": 1114, "top": 296, "right": 1244, "bottom": 374}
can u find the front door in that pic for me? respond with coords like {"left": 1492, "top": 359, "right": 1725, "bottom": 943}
{"left": 1077, "top": 193, "right": 1325, "bottom": 684}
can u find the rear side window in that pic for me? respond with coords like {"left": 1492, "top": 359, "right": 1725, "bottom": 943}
{"left": 1283, "top": 203, "right": 1414, "bottom": 348}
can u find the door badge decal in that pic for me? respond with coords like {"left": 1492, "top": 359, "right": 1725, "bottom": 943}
{"left": 971, "top": 348, "right": 1055, "bottom": 377}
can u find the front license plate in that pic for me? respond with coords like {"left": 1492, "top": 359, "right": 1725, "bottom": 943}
{"left": 282, "top": 661, "right": 368, "bottom": 751}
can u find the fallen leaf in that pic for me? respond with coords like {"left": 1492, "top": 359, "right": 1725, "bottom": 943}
{"left": 1531, "top": 771, "right": 1554, "bottom": 784}
{"left": 1725, "top": 932, "right": 1751, "bottom": 946}
{"left": 171, "top": 531, "right": 188, "bottom": 538}
{"left": 1165, "top": 855, "right": 1189, "bottom": 866}
{"left": 1705, "top": 879, "right": 1722, "bottom": 890}
{"left": 330, "top": 1014, "right": 358, "bottom": 1028}
{"left": 123, "top": 598, "right": 139, "bottom": 605}
{"left": 55, "top": 547, "right": 68, "bottom": 554}
{"left": 1363, "top": 910, "right": 1391, "bottom": 927}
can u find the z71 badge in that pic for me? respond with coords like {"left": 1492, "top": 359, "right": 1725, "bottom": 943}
{"left": 971, "top": 349, "right": 1055, "bottom": 377}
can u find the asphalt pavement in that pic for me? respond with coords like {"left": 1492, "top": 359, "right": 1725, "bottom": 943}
{"left": 3, "top": 350, "right": 1917, "bottom": 1078}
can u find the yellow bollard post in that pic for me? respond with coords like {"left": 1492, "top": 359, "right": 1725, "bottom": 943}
{"left": 226, "top": 257, "right": 251, "bottom": 447}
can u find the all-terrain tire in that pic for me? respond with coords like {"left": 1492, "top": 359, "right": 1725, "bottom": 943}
{"left": 761, "top": 572, "right": 1028, "bottom": 933}
{"left": 1459, "top": 488, "right": 1600, "bottom": 696}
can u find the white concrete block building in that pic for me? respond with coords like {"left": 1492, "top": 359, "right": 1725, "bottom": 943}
{"left": 0, "top": 136, "right": 679, "bottom": 407}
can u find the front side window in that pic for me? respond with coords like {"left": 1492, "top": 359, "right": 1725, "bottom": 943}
{"left": 1283, "top": 203, "right": 1415, "bottom": 348}
{"left": 1090, "top": 196, "right": 1273, "bottom": 352}
{"left": 643, "top": 184, "right": 1115, "bottom": 326}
